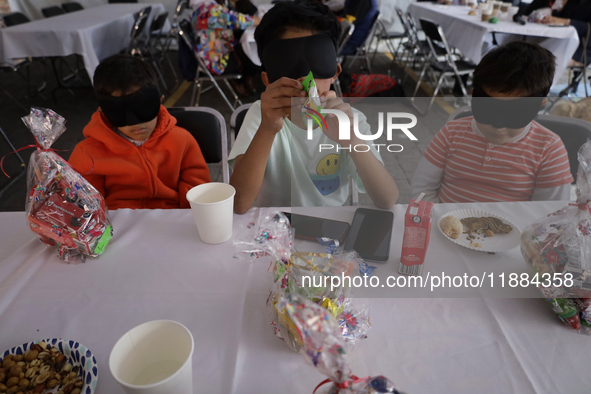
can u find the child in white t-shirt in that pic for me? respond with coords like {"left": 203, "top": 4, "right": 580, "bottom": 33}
{"left": 228, "top": 0, "right": 398, "bottom": 213}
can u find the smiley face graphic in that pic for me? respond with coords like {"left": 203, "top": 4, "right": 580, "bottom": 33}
{"left": 316, "top": 154, "right": 340, "bottom": 176}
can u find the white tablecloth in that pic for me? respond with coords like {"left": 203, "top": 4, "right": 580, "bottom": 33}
{"left": 0, "top": 4, "right": 167, "bottom": 80}
{"left": 6, "top": 0, "right": 179, "bottom": 21}
{"left": 408, "top": 2, "right": 580, "bottom": 86}
{"left": 1, "top": 201, "right": 591, "bottom": 393}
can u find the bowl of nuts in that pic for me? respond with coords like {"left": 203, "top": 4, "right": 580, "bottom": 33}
{"left": 0, "top": 338, "right": 98, "bottom": 394}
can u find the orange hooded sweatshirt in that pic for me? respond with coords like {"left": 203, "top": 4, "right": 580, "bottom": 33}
{"left": 69, "top": 106, "right": 211, "bottom": 210}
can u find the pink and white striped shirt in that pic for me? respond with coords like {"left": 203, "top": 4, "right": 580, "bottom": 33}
{"left": 422, "top": 117, "right": 573, "bottom": 203}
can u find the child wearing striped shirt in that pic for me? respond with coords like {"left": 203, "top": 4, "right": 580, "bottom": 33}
{"left": 411, "top": 42, "right": 574, "bottom": 203}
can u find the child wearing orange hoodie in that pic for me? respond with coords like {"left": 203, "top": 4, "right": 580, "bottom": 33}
{"left": 69, "top": 55, "right": 210, "bottom": 210}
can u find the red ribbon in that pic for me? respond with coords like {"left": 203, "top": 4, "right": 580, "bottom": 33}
{"left": 313, "top": 375, "right": 367, "bottom": 393}
{"left": 569, "top": 202, "right": 591, "bottom": 213}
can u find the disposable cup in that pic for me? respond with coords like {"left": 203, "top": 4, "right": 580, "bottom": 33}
{"left": 445, "top": 0, "right": 453, "bottom": 5}
{"left": 186, "top": 182, "right": 236, "bottom": 244}
{"left": 478, "top": 3, "right": 489, "bottom": 12}
{"left": 481, "top": 11, "right": 492, "bottom": 21}
{"left": 501, "top": 3, "right": 509, "bottom": 12}
{"left": 109, "top": 320, "right": 194, "bottom": 394}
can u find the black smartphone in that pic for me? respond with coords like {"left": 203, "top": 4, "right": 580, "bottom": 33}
{"left": 282, "top": 212, "right": 350, "bottom": 243}
{"left": 344, "top": 208, "right": 394, "bottom": 262}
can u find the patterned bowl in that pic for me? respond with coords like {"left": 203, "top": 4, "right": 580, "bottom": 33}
{"left": 1, "top": 338, "right": 98, "bottom": 394}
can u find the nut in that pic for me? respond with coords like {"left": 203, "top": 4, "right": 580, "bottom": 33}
{"left": 35, "top": 353, "right": 48, "bottom": 361}
{"left": 68, "top": 372, "right": 77, "bottom": 380}
{"left": 38, "top": 366, "right": 49, "bottom": 376}
{"left": 484, "top": 229, "right": 494, "bottom": 237}
{"left": 61, "top": 363, "right": 71, "bottom": 373}
{"left": 11, "top": 357, "right": 22, "bottom": 364}
{"left": 6, "top": 377, "right": 18, "bottom": 388}
{"left": 5, "top": 386, "right": 18, "bottom": 394}
{"left": 0, "top": 371, "right": 6, "bottom": 383}
{"left": 29, "top": 346, "right": 41, "bottom": 354}
{"left": 2, "top": 361, "right": 14, "bottom": 371}
{"left": 54, "top": 354, "right": 65, "bottom": 364}
{"left": 9, "top": 366, "right": 22, "bottom": 378}
{"left": 17, "top": 379, "right": 28, "bottom": 389}
{"left": 62, "top": 383, "right": 73, "bottom": 394}
{"left": 54, "top": 362, "right": 63, "bottom": 372}
{"left": 24, "top": 369, "right": 35, "bottom": 380}
{"left": 45, "top": 379, "right": 58, "bottom": 389}
{"left": 32, "top": 384, "right": 44, "bottom": 394}
{"left": 71, "top": 389, "right": 81, "bottom": 394}
{"left": 0, "top": 383, "right": 7, "bottom": 391}
{"left": 37, "top": 343, "right": 45, "bottom": 351}
{"left": 35, "top": 372, "right": 49, "bottom": 385}
{"left": 73, "top": 380, "right": 83, "bottom": 388}
{"left": 23, "top": 352, "right": 37, "bottom": 364}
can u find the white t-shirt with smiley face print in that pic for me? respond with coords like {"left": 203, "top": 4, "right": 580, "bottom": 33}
{"left": 228, "top": 100, "right": 384, "bottom": 208}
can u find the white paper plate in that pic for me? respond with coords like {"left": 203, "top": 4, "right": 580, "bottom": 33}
{"left": 437, "top": 209, "right": 521, "bottom": 253}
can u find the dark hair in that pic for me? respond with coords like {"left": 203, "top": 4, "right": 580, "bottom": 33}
{"left": 254, "top": 0, "right": 341, "bottom": 63}
{"left": 473, "top": 41, "right": 556, "bottom": 97}
{"left": 93, "top": 55, "right": 159, "bottom": 96}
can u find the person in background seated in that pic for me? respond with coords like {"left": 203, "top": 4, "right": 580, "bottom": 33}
{"left": 229, "top": 0, "right": 398, "bottom": 213}
{"left": 190, "top": 0, "right": 261, "bottom": 95}
{"left": 520, "top": 0, "right": 591, "bottom": 66}
{"left": 339, "top": 0, "right": 378, "bottom": 56}
{"left": 410, "top": 42, "right": 573, "bottom": 203}
{"left": 69, "top": 55, "right": 210, "bottom": 210}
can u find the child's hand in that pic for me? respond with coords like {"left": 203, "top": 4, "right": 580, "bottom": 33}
{"left": 320, "top": 91, "right": 356, "bottom": 147}
{"left": 259, "top": 77, "right": 305, "bottom": 135}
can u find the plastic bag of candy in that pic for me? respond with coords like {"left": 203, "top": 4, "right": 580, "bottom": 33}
{"left": 302, "top": 71, "right": 324, "bottom": 126}
{"left": 234, "top": 211, "right": 371, "bottom": 351}
{"left": 280, "top": 297, "right": 404, "bottom": 394}
{"left": 521, "top": 140, "right": 591, "bottom": 333}
{"left": 23, "top": 108, "right": 113, "bottom": 262}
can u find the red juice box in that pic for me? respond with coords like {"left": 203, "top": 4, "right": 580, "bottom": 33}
{"left": 399, "top": 193, "right": 434, "bottom": 276}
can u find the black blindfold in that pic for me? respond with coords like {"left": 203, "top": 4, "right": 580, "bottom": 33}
{"left": 262, "top": 34, "right": 337, "bottom": 83}
{"left": 97, "top": 85, "right": 161, "bottom": 128}
{"left": 471, "top": 86, "right": 544, "bottom": 129}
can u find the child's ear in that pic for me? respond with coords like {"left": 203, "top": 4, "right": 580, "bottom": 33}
{"left": 332, "top": 63, "right": 342, "bottom": 82}
{"left": 261, "top": 72, "right": 270, "bottom": 87}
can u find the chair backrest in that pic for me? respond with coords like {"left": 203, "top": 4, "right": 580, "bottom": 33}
{"left": 42, "top": 6, "right": 66, "bottom": 18}
{"left": 395, "top": 7, "right": 411, "bottom": 38}
{"left": 62, "top": 2, "right": 83, "bottom": 13}
{"left": 131, "top": 7, "right": 151, "bottom": 40}
{"left": 2, "top": 12, "right": 30, "bottom": 27}
{"left": 362, "top": 11, "right": 380, "bottom": 49}
{"left": 174, "top": 0, "right": 189, "bottom": 21}
{"left": 419, "top": 19, "right": 455, "bottom": 64}
{"left": 338, "top": 20, "right": 355, "bottom": 56}
{"left": 405, "top": 12, "right": 420, "bottom": 46}
{"left": 230, "top": 103, "right": 252, "bottom": 141}
{"left": 150, "top": 12, "right": 169, "bottom": 33}
{"left": 178, "top": 19, "right": 196, "bottom": 49}
{"left": 447, "top": 106, "right": 591, "bottom": 182}
{"left": 167, "top": 106, "right": 229, "bottom": 183}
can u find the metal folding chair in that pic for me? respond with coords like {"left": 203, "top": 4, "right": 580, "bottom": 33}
{"left": 178, "top": 19, "right": 242, "bottom": 111}
{"left": 62, "top": 2, "right": 84, "bottom": 13}
{"left": 344, "top": 11, "right": 380, "bottom": 73}
{"left": 411, "top": 19, "right": 475, "bottom": 115}
{"left": 334, "top": 20, "right": 355, "bottom": 97}
{"left": 41, "top": 6, "right": 65, "bottom": 18}
{"left": 229, "top": 103, "right": 252, "bottom": 148}
{"left": 167, "top": 106, "right": 230, "bottom": 183}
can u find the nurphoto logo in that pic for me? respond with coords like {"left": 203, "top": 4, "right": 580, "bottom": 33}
{"left": 306, "top": 108, "right": 419, "bottom": 153}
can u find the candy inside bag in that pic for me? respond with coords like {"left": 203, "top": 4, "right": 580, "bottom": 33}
{"left": 281, "top": 297, "right": 403, "bottom": 394}
{"left": 302, "top": 71, "right": 324, "bottom": 127}
{"left": 521, "top": 140, "right": 591, "bottom": 333}
{"left": 234, "top": 211, "right": 371, "bottom": 351}
{"left": 23, "top": 108, "right": 113, "bottom": 262}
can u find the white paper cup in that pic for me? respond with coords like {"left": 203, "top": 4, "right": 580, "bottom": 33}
{"left": 186, "top": 183, "right": 236, "bottom": 244}
{"left": 109, "top": 320, "right": 194, "bottom": 394}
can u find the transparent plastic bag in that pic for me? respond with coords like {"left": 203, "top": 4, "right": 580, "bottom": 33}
{"left": 281, "top": 297, "right": 404, "bottom": 394}
{"left": 235, "top": 211, "right": 371, "bottom": 350}
{"left": 23, "top": 108, "right": 113, "bottom": 262}
{"left": 521, "top": 140, "right": 591, "bottom": 333}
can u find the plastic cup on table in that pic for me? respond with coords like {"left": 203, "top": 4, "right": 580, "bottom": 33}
{"left": 507, "top": 5, "right": 519, "bottom": 20}
{"left": 109, "top": 320, "right": 194, "bottom": 394}
{"left": 481, "top": 10, "right": 492, "bottom": 21}
{"left": 186, "top": 182, "right": 236, "bottom": 244}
